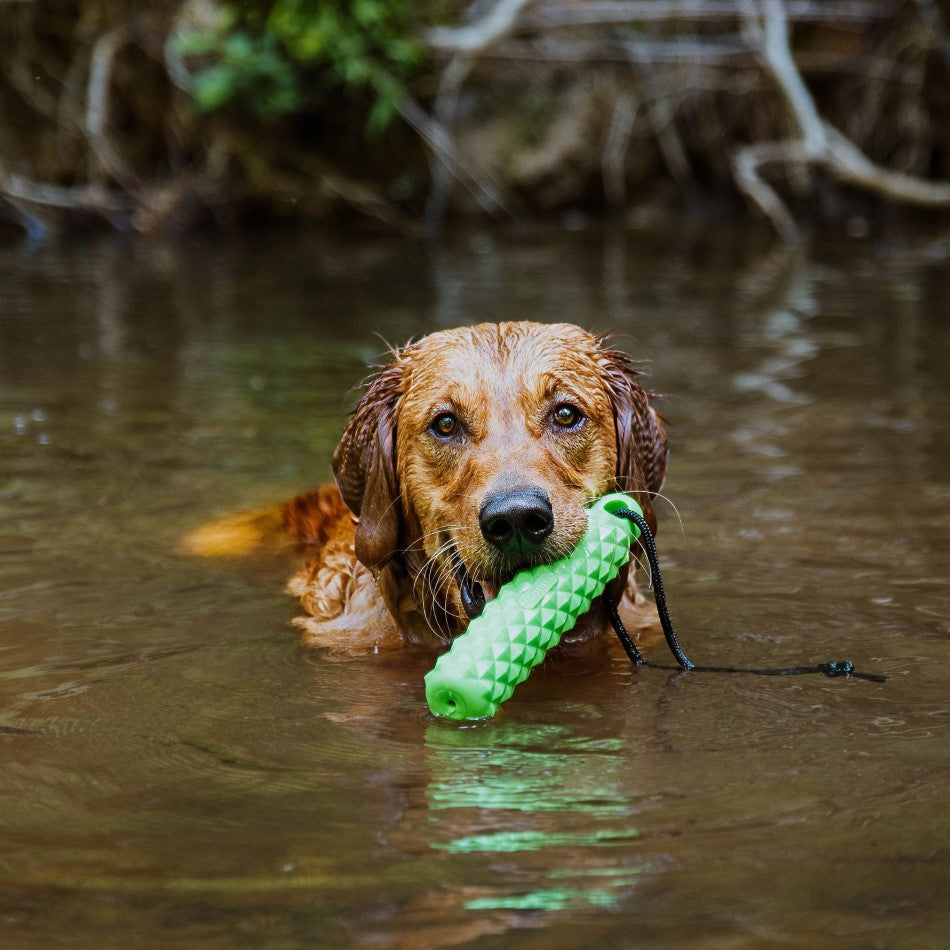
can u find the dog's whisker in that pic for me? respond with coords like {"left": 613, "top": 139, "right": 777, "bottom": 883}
{"left": 417, "top": 562, "right": 453, "bottom": 643}
{"left": 614, "top": 477, "right": 685, "bottom": 535}
{"left": 411, "top": 532, "right": 461, "bottom": 582}
{"left": 416, "top": 524, "right": 465, "bottom": 548}
{"left": 643, "top": 490, "right": 685, "bottom": 534}
{"left": 411, "top": 529, "right": 479, "bottom": 642}
{"left": 417, "top": 545, "right": 462, "bottom": 599}
{"left": 629, "top": 547, "right": 652, "bottom": 587}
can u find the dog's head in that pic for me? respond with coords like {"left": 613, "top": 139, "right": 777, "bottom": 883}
{"left": 333, "top": 322, "right": 667, "bottom": 640}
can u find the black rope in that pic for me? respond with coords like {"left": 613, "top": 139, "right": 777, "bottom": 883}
{"left": 607, "top": 507, "right": 887, "bottom": 684}
{"left": 610, "top": 508, "right": 694, "bottom": 669}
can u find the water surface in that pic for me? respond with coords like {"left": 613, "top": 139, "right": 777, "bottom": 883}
{"left": 0, "top": 225, "right": 947, "bottom": 946}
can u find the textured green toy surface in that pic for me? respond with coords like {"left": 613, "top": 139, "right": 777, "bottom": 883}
{"left": 425, "top": 492, "right": 642, "bottom": 720}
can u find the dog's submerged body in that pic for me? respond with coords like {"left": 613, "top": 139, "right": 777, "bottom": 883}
{"left": 186, "top": 322, "right": 667, "bottom": 653}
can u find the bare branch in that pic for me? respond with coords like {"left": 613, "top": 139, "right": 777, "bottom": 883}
{"left": 425, "top": 56, "right": 491, "bottom": 225}
{"left": 623, "top": 50, "right": 693, "bottom": 182}
{"left": 524, "top": 0, "right": 894, "bottom": 29}
{"left": 733, "top": 141, "right": 812, "bottom": 243}
{"left": 427, "top": 0, "right": 536, "bottom": 53}
{"left": 397, "top": 97, "right": 510, "bottom": 221}
{"left": 912, "top": 0, "right": 950, "bottom": 71}
{"left": 0, "top": 175, "right": 131, "bottom": 213}
{"left": 84, "top": 28, "right": 140, "bottom": 193}
{"left": 753, "top": 0, "right": 825, "bottom": 153}
{"left": 824, "top": 123, "right": 950, "bottom": 205}
{"left": 0, "top": 163, "right": 133, "bottom": 237}
{"left": 465, "top": 37, "right": 934, "bottom": 82}
{"left": 420, "top": 0, "right": 532, "bottom": 226}
{"left": 602, "top": 93, "right": 640, "bottom": 206}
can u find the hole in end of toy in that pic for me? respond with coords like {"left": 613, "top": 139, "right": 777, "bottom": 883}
{"left": 602, "top": 496, "right": 635, "bottom": 515}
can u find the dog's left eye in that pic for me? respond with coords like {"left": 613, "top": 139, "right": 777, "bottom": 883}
{"left": 430, "top": 412, "right": 459, "bottom": 438}
{"left": 552, "top": 403, "right": 583, "bottom": 428}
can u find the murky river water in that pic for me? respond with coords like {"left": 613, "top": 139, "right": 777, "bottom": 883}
{"left": 1, "top": 224, "right": 947, "bottom": 947}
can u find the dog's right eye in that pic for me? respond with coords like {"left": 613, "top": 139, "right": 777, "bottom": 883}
{"left": 552, "top": 403, "right": 583, "bottom": 429}
{"left": 430, "top": 412, "right": 459, "bottom": 438}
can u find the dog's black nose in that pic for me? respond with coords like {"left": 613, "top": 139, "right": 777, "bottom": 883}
{"left": 479, "top": 488, "right": 554, "bottom": 552}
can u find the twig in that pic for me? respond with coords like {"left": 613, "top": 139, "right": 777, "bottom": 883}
{"left": 85, "top": 28, "right": 140, "bottom": 193}
{"left": 398, "top": 96, "right": 510, "bottom": 226}
{"left": 523, "top": 0, "right": 894, "bottom": 29}
{"left": 421, "top": 0, "right": 532, "bottom": 226}
{"left": 623, "top": 50, "right": 693, "bottom": 182}
{"left": 913, "top": 0, "right": 950, "bottom": 71}
{"left": 425, "top": 57, "right": 485, "bottom": 225}
{"left": 0, "top": 171, "right": 131, "bottom": 213}
{"left": 602, "top": 92, "right": 640, "bottom": 206}
{"left": 2, "top": 5, "right": 60, "bottom": 121}
{"left": 0, "top": 163, "right": 133, "bottom": 236}
{"left": 755, "top": 0, "right": 826, "bottom": 153}
{"left": 427, "top": 0, "right": 536, "bottom": 52}
{"left": 733, "top": 141, "right": 812, "bottom": 243}
{"left": 824, "top": 123, "right": 950, "bottom": 205}
{"left": 467, "top": 37, "right": 935, "bottom": 81}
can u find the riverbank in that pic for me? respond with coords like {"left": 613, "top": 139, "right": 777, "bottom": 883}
{"left": 1, "top": 0, "right": 948, "bottom": 242}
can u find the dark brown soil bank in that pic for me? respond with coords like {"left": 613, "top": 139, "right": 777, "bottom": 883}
{"left": 1, "top": 0, "right": 948, "bottom": 241}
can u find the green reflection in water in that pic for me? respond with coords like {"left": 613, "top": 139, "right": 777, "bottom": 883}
{"left": 465, "top": 884, "right": 631, "bottom": 912}
{"left": 424, "top": 720, "right": 646, "bottom": 911}
{"left": 464, "top": 869, "right": 653, "bottom": 911}
{"left": 433, "top": 826, "right": 639, "bottom": 854}
{"left": 425, "top": 721, "right": 632, "bottom": 816}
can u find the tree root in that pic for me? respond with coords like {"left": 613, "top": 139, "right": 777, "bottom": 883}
{"left": 735, "top": 0, "right": 950, "bottom": 241}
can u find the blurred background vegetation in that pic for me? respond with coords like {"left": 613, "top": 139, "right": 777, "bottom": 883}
{"left": 0, "top": 0, "right": 948, "bottom": 240}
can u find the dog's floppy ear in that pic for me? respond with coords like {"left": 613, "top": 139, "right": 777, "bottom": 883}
{"left": 332, "top": 360, "right": 405, "bottom": 570}
{"left": 599, "top": 344, "right": 668, "bottom": 534}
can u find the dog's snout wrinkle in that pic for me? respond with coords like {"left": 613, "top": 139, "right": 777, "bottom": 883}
{"left": 478, "top": 487, "right": 554, "bottom": 553}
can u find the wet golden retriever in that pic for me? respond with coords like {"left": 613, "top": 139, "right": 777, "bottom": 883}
{"left": 185, "top": 322, "right": 667, "bottom": 652}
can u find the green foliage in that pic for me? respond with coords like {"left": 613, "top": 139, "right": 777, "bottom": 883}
{"left": 173, "top": 0, "right": 424, "bottom": 129}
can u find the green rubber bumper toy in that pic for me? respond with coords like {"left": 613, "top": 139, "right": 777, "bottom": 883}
{"left": 424, "top": 492, "right": 642, "bottom": 720}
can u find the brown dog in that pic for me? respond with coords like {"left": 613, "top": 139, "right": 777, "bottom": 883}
{"left": 185, "top": 322, "right": 667, "bottom": 652}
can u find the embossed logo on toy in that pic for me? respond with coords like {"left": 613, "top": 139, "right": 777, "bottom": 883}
{"left": 517, "top": 571, "right": 558, "bottom": 610}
